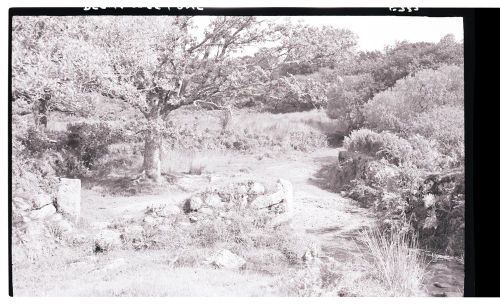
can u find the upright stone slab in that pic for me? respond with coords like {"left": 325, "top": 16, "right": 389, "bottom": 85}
{"left": 56, "top": 178, "right": 81, "bottom": 223}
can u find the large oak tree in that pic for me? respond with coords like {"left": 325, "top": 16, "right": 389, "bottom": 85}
{"left": 75, "top": 16, "right": 274, "bottom": 181}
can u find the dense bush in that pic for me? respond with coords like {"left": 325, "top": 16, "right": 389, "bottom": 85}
{"left": 362, "top": 36, "right": 463, "bottom": 91}
{"left": 363, "top": 65, "right": 464, "bottom": 134}
{"left": 408, "top": 105, "right": 464, "bottom": 166}
{"left": 12, "top": 138, "right": 59, "bottom": 199}
{"left": 334, "top": 129, "right": 463, "bottom": 255}
{"left": 15, "top": 121, "right": 125, "bottom": 180}
{"left": 326, "top": 73, "right": 378, "bottom": 131}
{"left": 343, "top": 129, "right": 444, "bottom": 172}
{"left": 65, "top": 122, "right": 116, "bottom": 168}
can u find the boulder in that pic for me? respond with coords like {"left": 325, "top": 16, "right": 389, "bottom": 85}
{"left": 205, "top": 194, "right": 223, "bottom": 208}
{"left": 251, "top": 191, "right": 284, "bottom": 210}
{"left": 156, "top": 205, "right": 181, "bottom": 217}
{"left": 13, "top": 197, "right": 31, "bottom": 211}
{"left": 24, "top": 221, "right": 47, "bottom": 239}
{"left": 277, "top": 178, "right": 293, "bottom": 207}
{"left": 199, "top": 207, "right": 214, "bottom": 215}
{"left": 143, "top": 215, "right": 162, "bottom": 226}
{"left": 29, "top": 204, "right": 56, "bottom": 220}
{"left": 54, "top": 218, "right": 73, "bottom": 233}
{"left": 100, "top": 258, "right": 126, "bottom": 271}
{"left": 249, "top": 182, "right": 266, "bottom": 195}
{"left": 92, "top": 258, "right": 126, "bottom": 273}
{"left": 337, "top": 150, "right": 350, "bottom": 164}
{"left": 189, "top": 215, "right": 199, "bottom": 223}
{"left": 301, "top": 243, "right": 320, "bottom": 264}
{"left": 94, "top": 229, "right": 122, "bottom": 252}
{"left": 90, "top": 221, "right": 110, "bottom": 230}
{"left": 125, "top": 225, "right": 144, "bottom": 235}
{"left": 31, "top": 193, "right": 53, "bottom": 209}
{"left": 188, "top": 196, "right": 204, "bottom": 211}
{"left": 56, "top": 178, "right": 81, "bottom": 223}
{"left": 237, "top": 185, "right": 248, "bottom": 195}
{"left": 250, "top": 178, "right": 293, "bottom": 211}
{"left": 68, "top": 233, "right": 89, "bottom": 245}
{"left": 207, "top": 249, "right": 246, "bottom": 269}
{"left": 49, "top": 213, "right": 64, "bottom": 222}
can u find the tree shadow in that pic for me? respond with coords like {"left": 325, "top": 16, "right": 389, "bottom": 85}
{"left": 81, "top": 173, "right": 178, "bottom": 196}
{"left": 308, "top": 154, "right": 340, "bottom": 193}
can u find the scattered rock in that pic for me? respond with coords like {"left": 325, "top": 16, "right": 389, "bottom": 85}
{"left": 93, "top": 258, "right": 126, "bottom": 273}
{"left": 54, "top": 219, "right": 73, "bottom": 233}
{"left": 249, "top": 182, "right": 266, "bottom": 195}
{"left": 433, "top": 282, "right": 447, "bottom": 289}
{"left": 90, "top": 221, "right": 109, "bottom": 230}
{"left": 251, "top": 178, "right": 293, "bottom": 212}
{"left": 199, "top": 207, "right": 214, "bottom": 215}
{"left": 56, "top": 178, "right": 81, "bottom": 223}
{"left": 430, "top": 291, "right": 447, "bottom": 297}
{"left": 189, "top": 215, "right": 198, "bottom": 223}
{"left": 445, "top": 292, "right": 463, "bottom": 297}
{"left": 49, "top": 213, "right": 64, "bottom": 222}
{"left": 237, "top": 185, "right": 248, "bottom": 195}
{"left": 68, "top": 233, "right": 88, "bottom": 245}
{"left": 207, "top": 249, "right": 246, "bottom": 269}
{"left": 301, "top": 243, "right": 320, "bottom": 264}
{"left": 251, "top": 191, "right": 284, "bottom": 210}
{"left": 143, "top": 215, "right": 161, "bottom": 226}
{"left": 29, "top": 204, "right": 56, "bottom": 220}
{"left": 125, "top": 225, "right": 144, "bottom": 234}
{"left": 156, "top": 205, "right": 181, "bottom": 217}
{"left": 94, "top": 229, "right": 122, "bottom": 252}
{"left": 31, "top": 193, "right": 53, "bottom": 209}
{"left": 103, "top": 258, "right": 126, "bottom": 270}
{"left": 68, "top": 260, "right": 88, "bottom": 269}
{"left": 24, "top": 221, "right": 47, "bottom": 239}
{"left": 277, "top": 178, "right": 293, "bottom": 207}
{"left": 188, "top": 196, "right": 204, "bottom": 211}
{"left": 205, "top": 194, "right": 222, "bottom": 208}
{"left": 178, "top": 221, "right": 191, "bottom": 228}
{"left": 13, "top": 197, "right": 31, "bottom": 211}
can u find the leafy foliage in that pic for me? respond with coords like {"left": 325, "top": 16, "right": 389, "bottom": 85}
{"left": 326, "top": 73, "right": 379, "bottom": 130}
{"left": 266, "top": 75, "right": 328, "bottom": 112}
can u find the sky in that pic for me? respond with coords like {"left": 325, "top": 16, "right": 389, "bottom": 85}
{"left": 193, "top": 16, "right": 463, "bottom": 52}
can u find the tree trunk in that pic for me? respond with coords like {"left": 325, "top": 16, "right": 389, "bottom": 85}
{"left": 143, "top": 130, "right": 162, "bottom": 182}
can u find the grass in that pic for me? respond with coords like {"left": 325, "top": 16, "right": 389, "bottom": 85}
{"left": 12, "top": 247, "right": 284, "bottom": 296}
{"left": 281, "top": 228, "right": 428, "bottom": 297}
{"left": 360, "top": 228, "right": 427, "bottom": 296}
{"left": 12, "top": 194, "right": 317, "bottom": 296}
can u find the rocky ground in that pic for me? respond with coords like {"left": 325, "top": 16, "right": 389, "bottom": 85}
{"left": 12, "top": 147, "right": 463, "bottom": 296}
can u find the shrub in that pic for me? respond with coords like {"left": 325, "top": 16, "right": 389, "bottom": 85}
{"left": 344, "top": 129, "right": 444, "bottom": 172}
{"left": 408, "top": 105, "right": 464, "bottom": 166}
{"left": 12, "top": 138, "right": 59, "bottom": 198}
{"left": 343, "top": 128, "right": 385, "bottom": 156}
{"left": 363, "top": 65, "right": 464, "bottom": 134}
{"left": 326, "top": 73, "right": 378, "bottom": 131}
{"left": 21, "top": 127, "right": 55, "bottom": 154}
{"left": 336, "top": 127, "right": 464, "bottom": 256}
{"left": 65, "top": 122, "right": 117, "bottom": 169}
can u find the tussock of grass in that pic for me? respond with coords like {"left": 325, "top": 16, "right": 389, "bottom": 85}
{"left": 360, "top": 229, "right": 427, "bottom": 296}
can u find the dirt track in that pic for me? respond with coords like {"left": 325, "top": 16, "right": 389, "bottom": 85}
{"left": 78, "top": 147, "right": 463, "bottom": 296}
